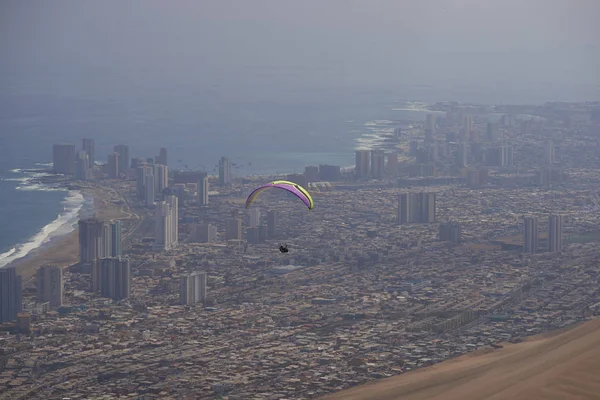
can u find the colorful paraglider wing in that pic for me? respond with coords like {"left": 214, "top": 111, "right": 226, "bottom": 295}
{"left": 270, "top": 180, "right": 314, "bottom": 210}
{"left": 245, "top": 181, "right": 313, "bottom": 210}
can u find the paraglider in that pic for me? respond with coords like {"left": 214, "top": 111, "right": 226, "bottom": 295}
{"left": 279, "top": 243, "right": 289, "bottom": 253}
{"left": 245, "top": 180, "right": 314, "bottom": 210}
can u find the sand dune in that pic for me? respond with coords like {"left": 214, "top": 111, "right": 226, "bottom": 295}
{"left": 321, "top": 318, "right": 600, "bottom": 400}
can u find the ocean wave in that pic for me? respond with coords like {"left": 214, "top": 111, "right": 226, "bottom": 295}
{"left": 0, "top": 190, "right": 85, "bottom": 268}
{"left": 4, "top": 169, "right": 61, "bottom": 191}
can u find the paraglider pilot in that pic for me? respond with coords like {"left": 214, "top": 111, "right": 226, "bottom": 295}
{"left": 279, "top": 243, "right": 289, "bottom": 253}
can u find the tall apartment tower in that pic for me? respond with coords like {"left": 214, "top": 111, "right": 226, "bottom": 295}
{"left": 425, "top": 114, "right": 436, "bottom": 143}
{"left": 225, "top": 218, "right": 242, "bottom": 241}
{"left": 36, "top": 265, "right": 63, "bottom": 307}
{"left": 145, "top": 171, "right": 155, "bottom": 207}
{"left": 154, "top": 196, "right": 178, "bottom": 251}
{"left": 53, "top": 144, "right": 76, "bottom": 175}
{"left": 545, "top": 140, "right": 556, "bottom": 165}
{"left": 75, "top": 151, "right": 90, "bottom": 181}
{"left": 154, "top": 164, "right": 168, "bottom": 193}
{"left": 0, "top": 267, "right": 22, "bottom": 324}
{"left": 397, "top": 192, "right": 436, "bottom": 224}
{"left": 107, "top": 152, "right": 120, "bottom": 178}
{"left": 195, "top": 223, "right": 217, "bottom": 243}
{"left": 417, "top": 192, "right": 437, "bottom": 223}
{"left": 249, "top": 208, "right": 260, "bottom": 227}
{"left": 92, "top": 257, "right": 131, "bottom": 300}
{"left": 82, "top": 138, "right": 95, "bottom": 168}
{"left": 218, "top": 157, "right": 231, "bottom": 185}
{"left": 485, "top": 122, "right": 496, "bottom": 142}
{"left": 397, "top": 193, "right": 413, "bottom": 225}
{"left": 548, "top": 214, "right": 564, "bottom": 252}
{"left": 157, "top": 147, "right": 168, "bottom": 166}
{"left": 370, "top": 150, "right": 385, "bottom": 179}
{"left": 500, "top": 145, "right": 514, "bottom": 168}
{"left": 267, "top": 210, "right": 278, "bottom": 239}
{"left": 439, "top": 221, "right": 462, "bottom": 243}
{"left": 355, "top": 150, "right": 371, "bottom": 179}
{"left": 456, "top": 142, "right": 468, "bottom": 168}
{"left": 198, "top": 175, "right": 209, "bottom": 206}
{"left": 464, "top": 116, "right": 473, "bottom": 136}
{"left": 113, "top": 145, "right": 129, "bottom": 174}
{"left": 110, "top": 220, "right": 122, "bottom": 257}
{"left": 523, "top": 216, "right": 539, "bottom": 253}
{"left": 179, "top": 271, "right": 207, "bottom": 305}
{"left": 78, "top": 218, "right": 107, "bottom": 264}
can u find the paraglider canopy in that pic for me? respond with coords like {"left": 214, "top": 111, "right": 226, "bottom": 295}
{"left": 245, "top": 180, "right": 314, "bottom": 210}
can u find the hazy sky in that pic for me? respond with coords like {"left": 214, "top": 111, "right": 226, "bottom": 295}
{"left": 1, "top": 0, "right": 599, "bottom": 102}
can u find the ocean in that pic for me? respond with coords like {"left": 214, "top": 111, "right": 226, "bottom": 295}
{"left": 0, "top": 87, "right": 431, "bottom": 267}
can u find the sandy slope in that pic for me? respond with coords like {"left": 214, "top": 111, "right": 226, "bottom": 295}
{"left": 321, "top": 318, "right": 600, "bottom": 400}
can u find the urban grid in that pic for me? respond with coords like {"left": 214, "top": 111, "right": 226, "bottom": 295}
{"left": 1, "top": 101, "right": 600, "bottom": 399}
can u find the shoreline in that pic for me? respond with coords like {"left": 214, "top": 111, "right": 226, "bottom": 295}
{"left": 6, "top": 182, "right": 130, "bottom": 283}
{"left": 3, "top": 157, "right": 357, "bottom": 282}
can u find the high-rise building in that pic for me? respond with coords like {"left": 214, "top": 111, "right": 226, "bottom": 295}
{"left": 53, "top": 144, "right": 76, "bottom": 175}
{"left": 439, "top": 221, "right": 462, "bottom": 243}
{"left": 167, "top": 195, "right": 178, "bottom": 246}
{"left": 417, "top": 192, "right": 437, "bottom": 223}
{"left": 548, "top": 214, "right": 564, "bottom": 252}
{"left": 318, "top": 164, "right": 342, "bottom": 181}
{"left": 113, "top": 145, "right": 130, "bottom": 174}
{"left": 82, "top": 138, "right": 95, "bottom": 168}
{"left": 110, "top": 220, "right": 122, "bottom": 257}
{"left": 135, "top": 164, "right": 149, "bottom": 200}
{"left": 249, "top": 208, "right": 260, "bottom": 227}
{"left": 0, "top": 267, "right": 22, "bottom": 324}
{"left": 425, "top": 114, "right": 436, "bottom": 143}
{"left": 500, "top": 145, "right": 514, "bottom": 168}
{"left": 355, "top": 150, "right": 370, "bottom": 178}
{"left": 75, "top": 151, "right": 90, "bottom": 181}
{"left": 370, "top": 150, "right": 385, "bottom": 179}
{"left": 226, "top": 218, "right": 242, "bottom": 241}
{"left": 485, "top": 122, "right": 496, "bottom": 142}
{"left": 154, "top": 196, "right": 178, "bottom": 250}
{"left": 246, "top": 227, "right": 260, "bottom": 244}
{"left": 157, "top": 147, "right": 168, "bottom": 166}
{"left": 464, "top": 116, "right": 473, "bottom": 135}
{"left": 304, "top": 166, "right": 320, "bottom": 183}
{"left": 267, "top": 210, "right": 278, "bottom": 239}
{"left": 466, "top": 167, "right": 488, "bottom": 188}
{"left": 154, "top": 164, "right": 168, "bottom": 193}
{"left": 179, "top": 271, "right": 207, "bottom": 305}
{"left": 386, "top": 153, "right": 398, "bottom": 176}
{"left": 545, "top": 140, "right": 556, "bottom": 165}
{"left": 397, "top": 192, "right": 436, "bottom": 224}
{"left": 523, "top": 216, "right": 539, "bottom": 253}
{"left": 36, "top": 265, "right": 63, "bottom": 307}
{"left": 195, "top": 223, "right": 217, "bottom": 243}
{"left": 456, "top": 142, "right": 468, "bottom": 168}
{"left": 93, "top": 257, "right": 131, "bottom": 300}
{"left": 218, "top": 157, "right": 231, "bottom": 185}
{"left": 107, "top": 152, "right": 119, "bottom": 178}
{"left": 145, "top": 171, "right": 155, "bottom": 207}
{"left": 397, "top": 193, "right": 413, "bottom": 225}
{"left": 78, "top": 218, "right": 107, "bottom": 264}
{"left": 259, "top": 224, "right": 268, "bottom": 242}
{"left": 198, "top": 175, "right": 209, "bottom": 205}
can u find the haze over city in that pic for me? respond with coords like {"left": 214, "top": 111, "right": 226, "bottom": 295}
{"left": 1, "top": 1, "right": 600, "bottom": 399}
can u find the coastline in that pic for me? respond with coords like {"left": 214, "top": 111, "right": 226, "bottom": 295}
{"left": 7, "top": 183, "right": 131, "bottom": 283}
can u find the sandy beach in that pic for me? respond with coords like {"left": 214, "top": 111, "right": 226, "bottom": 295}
{"left": 321, "top": 318, "right": 600, "bottom": 400}
{"left": 7, "top": 183, "right": 131, "bottom": 283}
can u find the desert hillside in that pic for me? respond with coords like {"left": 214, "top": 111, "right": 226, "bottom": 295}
{"left": 321, "top": 318, "right": 600, "bottom": 400}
